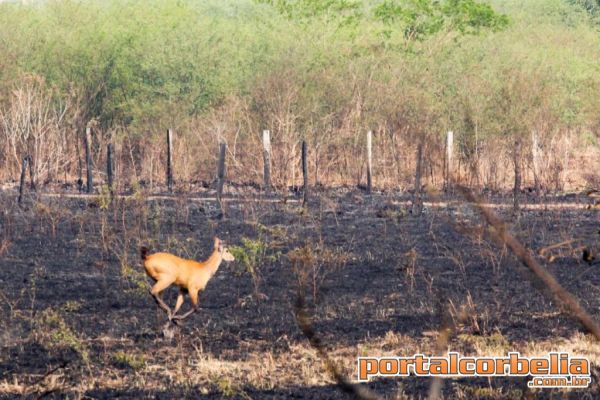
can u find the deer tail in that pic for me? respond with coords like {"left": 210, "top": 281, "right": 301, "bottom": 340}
{"left": 140, "top": 246, "right": 150, "bottom": 261}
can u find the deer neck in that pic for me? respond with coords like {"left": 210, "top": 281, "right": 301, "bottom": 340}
{"left": 203, "top": 248, "right": 223, "bottom": 277}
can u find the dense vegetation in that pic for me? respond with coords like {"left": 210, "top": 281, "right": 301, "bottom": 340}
{"left": 0, "top": 0, "right": 598, "bottom": 191}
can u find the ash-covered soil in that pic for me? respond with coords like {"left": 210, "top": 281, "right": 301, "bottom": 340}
{"left": 0, "top": 187, "right": 598, "bottom": 399}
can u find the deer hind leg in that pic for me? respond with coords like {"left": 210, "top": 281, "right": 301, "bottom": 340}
{"left": 150, "top": 278, "right": 176, "bottom": 318}
{"left": 171, "top": 289, "right": 199, "bottom": 322}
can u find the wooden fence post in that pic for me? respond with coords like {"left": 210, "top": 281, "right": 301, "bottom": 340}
{"left": 532, "top": 130, "right": 540, "bottom": 195}
{"left": 18, "top": 155, "right": 30, "bottom": 205}
{"left": 27, "top": 155, "right": 36, "bottom": 191}
{"left": 107, "top": 143, "right": 114, "bottom": 195}
{"left": 366, "top": 130, "right": 373, "bottom": 194}
{"left": 513, "top": 138, "right": 522, "bottom": 211}
{"left": 216, "top": 142, "right": 227, "bottom": 214}
{"left": 77, "top": 148, "right": 83, "bottom": 192}
{"left": 412, "top": 141, "right": 424, "bottom": 215}
{"left": 302, "top": 140, "right": 308, "bottom": 207}
{"left": 446, "top": 130, "right": 453, "bottom": 190}
{"left": 167, "top": 128, "right": 173, "bottom": 192}
{"left": 262, "top": 129, "right": 271, "bottom": 192}
{"left": 84, "top": 127, "right": 93, "bottom": 193}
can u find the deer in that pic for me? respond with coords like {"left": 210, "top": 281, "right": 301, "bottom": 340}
{"left": 140, "top": 237, "right": 235, "bottom": 324}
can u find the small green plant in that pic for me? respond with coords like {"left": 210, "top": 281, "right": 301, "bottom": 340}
{"left": 121, "top": 261, "right": 150, "bottom": 296}
{"left": 358, "top": 344, "right": 371, "bottom": 358}
{"left": 459, "top": 331, "right": 510, "bottom": 355}
{"left": 215, "top": 377, "right": 251, "bottom": 399}
{"left": 130, "top": 180, "right": 142, "bottom": 199}
{"left": 61, "top": 300, "right": 82, "bottom": 313}
{"left": 229, "top": 237, "right": 265, "bottom": 278}
{"left": 217, "top": 377, "right": 236, "bottom": 397}
{"left": 256, "top": 223, "right": 288, "bottom": 244}
{"left": 98, "top": 184, "right": 112, "bottom": 210}
{"left": 35, "top": 308, "right": 89, "bottom": 362}
{"left": 112, "top": 350, "right": 146, "bottom": 371}
{"left": 229, "top": 236, "right": 280, "bottom": 298}
{"left": 110, "top": 236, "right": 150, "bottom": 296}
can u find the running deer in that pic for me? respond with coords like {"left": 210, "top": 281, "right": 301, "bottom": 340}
{"left": 140, "top": 237, "right": 235, "bottom": 324}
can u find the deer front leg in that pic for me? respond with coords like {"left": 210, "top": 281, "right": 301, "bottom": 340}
{"left": 172, "top": 289, "right": 186, "bottom": 316}
{"left": 168, "top": 289, "right": 187, "bottom": 326}
{"left": 171, "top": 289, "right": 199, "bottom": 323}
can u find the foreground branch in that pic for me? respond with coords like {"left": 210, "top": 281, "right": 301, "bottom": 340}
{"left": 457, "top": 185, "right": 600, "bottom": 341}
{"left": 294, "top": 295, "right": 383, "bottom": 400}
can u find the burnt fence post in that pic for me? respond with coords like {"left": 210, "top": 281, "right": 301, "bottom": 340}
{"left": 18, "top": 155, "right": 30, "bottom": 205}
{"left": 84, "top": 127, "right": 93, "bottom": 193}
{"left": 366, "top": 130, "right": 373, "bottom": 194}
{"left": 216, "top": 142, "right": 227, "bottom": 215}
{"left": 107, "top": 143, "right": 114, "bottom": 196}
{"left": 167, "top": 128, "right": 174, "bottom": 192}
{"left": 302, "top": 140, "right": 309, "bottom": 208}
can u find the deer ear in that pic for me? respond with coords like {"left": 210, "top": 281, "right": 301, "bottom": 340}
{"left": 214, "top": 237, "right": 220, "bottom": 249}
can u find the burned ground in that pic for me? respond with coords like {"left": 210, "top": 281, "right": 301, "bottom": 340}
{"left": 0, "top": 188, "right": 599, "bottom": 399}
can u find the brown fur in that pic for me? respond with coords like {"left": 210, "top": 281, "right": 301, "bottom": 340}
{"left": 141, "top": 237, "right": 235, "bottom": 323}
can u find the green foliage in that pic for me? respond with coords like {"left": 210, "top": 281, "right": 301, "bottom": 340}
{"left": 60, "top": 300, "right": 83, "bottom": 313}
{"left": 373, "top": 0, "right": 508, "bottom": 41}
{"left": 256, "top": 0, "right": 363, "bottom": 26}
{"left": 121, "top": 262, "right": 149, "bottom": 296}
{"left": 443, "top": 0, "right": 510, "bottom": 33}
{"left": 36, "top": 308, "right": 89, "bottom": 362}
{"left": 0, "top": 0, "right": 279, "bottom": 130}
{"left": 229, "top": 237, "right": 272, "bottom": 277}
{"left": 229, "top": 235, "right": 280, "bottom": 296}
{"left": 570, "top": 0, "right": 600, "bottom": 18}
{"left": 257, "top": 0, "right": 508, "bottom": 44}
{"left": 113, "top": 350, "right": 146, "bottom": 371}
{"left": 98, "top": 185, "right": 112, "bottom": 210}
{"left": 0, "top": 0, "right": 598, "bottom": 158}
